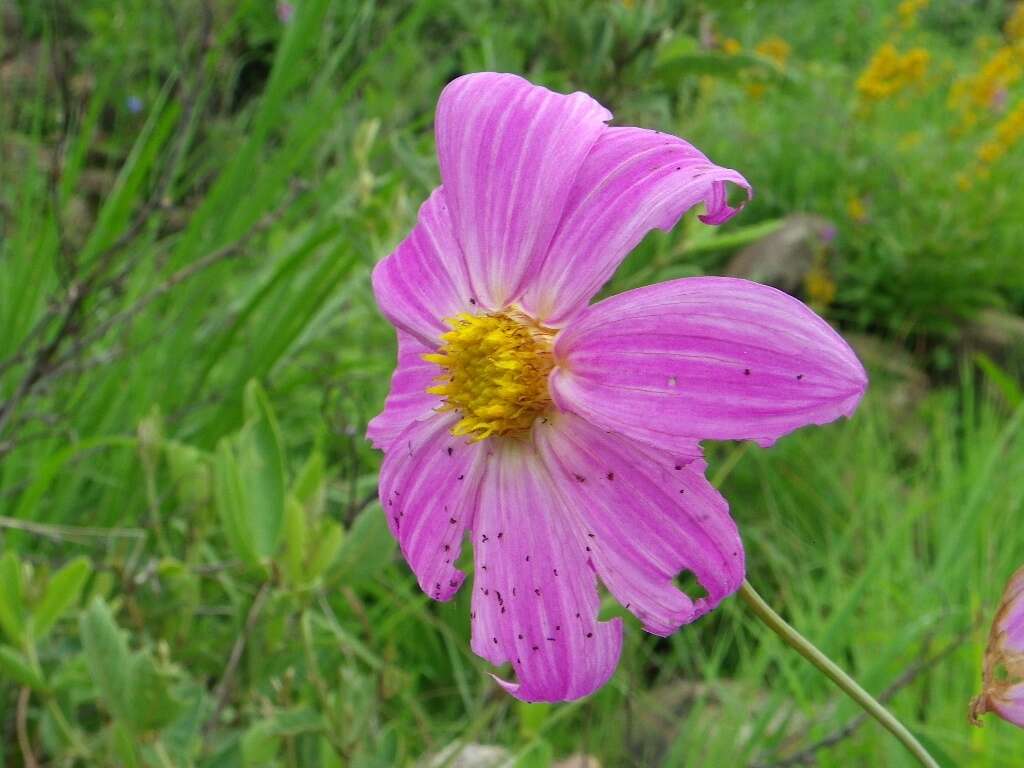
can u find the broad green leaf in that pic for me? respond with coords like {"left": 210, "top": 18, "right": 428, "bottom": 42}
{"left": 239, "top": 380, "right": 286, "bottom": 559}
{"left": 290, "top": 448, "right": 326, "bottom": 517}
{"left": 330, "top": 503, "right": 394, "bottom": 584}
{"left": 165, "top": 440, "right": 212, "bottom": 510}
{"left": 307, "top": 520, "right": 344, "bottom": 583}
{"left": 32, "top": 556, "right": 91, "bottom": 640}
{"left": 0, "top": 552, "right": 26, "bottom": 646}
{"left": 0, "top": 644, "right": 47, "bottom": 690}
{"left": 160, "top": 682, "right": 210, "bottom": 761}
{"left": 80, "top": 598, "right": 131, "bottom": 724}
{"left": 111, "top": 721, "right": 142, "bottom": 768}
{"left": 319, "top": 736, "right": 344, "bottom": 768}
{"left": 214, "top": 437, "right": 261, "bottom": 569}
{"left": 125, "top": 652, "right": 182, "bottom": 732}
{"left": 284, "top": 495, "right": 309, "bottom": 586}
{"left": 241, "top": 721, "right": 281, "bottom": 766}
{"left": 242, "top": 706, "right": 326, "bottom": 763}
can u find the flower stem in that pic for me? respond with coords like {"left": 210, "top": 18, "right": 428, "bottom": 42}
{"left": 738, "top": 580, "right": 939, "bottom": 768}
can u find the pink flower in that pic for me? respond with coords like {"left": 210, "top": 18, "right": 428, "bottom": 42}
{"left": 971, "top": 566, "right": 1024, "bottom": 728}
{"left": 276, "top": 1, "right": 294, "bottom": 23}
{"left": 368, "top": 73, "right": 868, "bottom": 702}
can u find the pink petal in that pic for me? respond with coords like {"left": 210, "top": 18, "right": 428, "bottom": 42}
{"left": 378, "top": 414, "right": 483, "bottom": 601}
{"left": 371, "top": 187, "right": 476, "bottom": 346}
{"left": 435, "top": 72, "right": 611, "bottom": 310}
{"left": 520, "top": 127, "right": 751, "bottom": 325}
{"left": 366, "top": 331, "right": 440, "bottom": 452}
{"left": 993, "top": 684, "right": 1024, "bottom": 727}
{"left": 470, "top": 439, "right": 623, "bottom": 702}
{"left": 1000, "top": 567, "right": 1024, "bottom": 651}
{"left": 533, "top": 413, "right": 744, "bottom": 636}
{"left": 551, "top": 277, "right": 867, "bottom": 450}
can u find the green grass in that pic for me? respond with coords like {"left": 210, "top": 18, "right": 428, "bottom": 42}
{"left": 2, "top": 1, "right": 1023, "bottom": 765}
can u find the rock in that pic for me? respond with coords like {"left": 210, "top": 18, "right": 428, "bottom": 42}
{"left": 959, "top": 309, "right": 1024, "bottom": 372}
{"left": 419, "top": 743, "right": 511, "bottom": 768}
{"left": 725, "top": 213, "right": 836, "bottom": 296}
{"left": 554, "top": 756, "right": 602, "bottom": 768}
{"left": 845, "top": 333, "right": 932, "bottom": 454}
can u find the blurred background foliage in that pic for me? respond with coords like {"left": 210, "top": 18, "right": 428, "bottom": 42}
{"left": 1, "top": 0, "right": 1023, "bottom": 765}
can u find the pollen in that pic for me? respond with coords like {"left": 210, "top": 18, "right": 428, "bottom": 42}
{"left": 424, "top": 311, "right": 555, "bottom": 441}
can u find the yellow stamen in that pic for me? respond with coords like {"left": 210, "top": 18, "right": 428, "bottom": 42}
{"left": 425, "top": 311, "right": 555, "bottom": 441}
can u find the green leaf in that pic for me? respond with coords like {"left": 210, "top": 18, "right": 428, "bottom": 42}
{"left": 242, "top": 706, "right": 325, "bottom": 764}
{"left": 80, "top": 598, "right": 132, "bottom": 724}
{"left": 290, "top": 448, "right": 326, "bottom": 517}
{"left": 0, "top": 552, "right": 26, "bottom": 646}
{"left": 160, "top": 682, "right": 210, "bottom": 760}
{"left": 975, "top": 352, "right": 1023, "bottom": 409}
{"left": 32, "top": 556, "right": 91, "bottom": 640}
{"left": 307, "top": 520, "right": 344, "bottom": 583}
{"left": 241, "top": 720, "right": 281, "bottom": 766}
{"left": 124, "top": 652, "right": 182, "bottom": 732}
{"left": 0, "top": 644, "right": 47, "bottom": 690}
{"left": 284, "top": 495, "right": 309, "bottom": 586}
{"left": 239, "top": 380, "right": 286, "bottom": 559}
{"left": 330, "top": 503, "right": 394, "bottom": 585}
{"left": 214, "top": 437, "right": 261, "bottom": 569}
{"left": 517, "top": 701, "right": 552, "bottom": 739}
{"left": 514, "top": 740, "right": 554, "bottom": 768}
{"left": 684, "top": 218, "right": 784, "bottom": 256}
{"left": 165, "top": 440, "right": 212, "bottom": 510}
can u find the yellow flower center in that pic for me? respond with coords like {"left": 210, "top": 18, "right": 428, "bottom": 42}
{"left": 424, "top": 311, "right": 555, "bottom": 441}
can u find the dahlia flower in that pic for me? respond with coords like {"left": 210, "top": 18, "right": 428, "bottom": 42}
{"left": 368, "top": 72, "right": 867, "bottom": 702}
{"left": 971, "top": 565, "right": 1024, "bottom": 728}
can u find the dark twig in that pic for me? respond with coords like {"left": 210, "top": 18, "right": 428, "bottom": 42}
{"left": 0, "top": 181, "right": 305, "bottom": 458}
{"left": 16, "top": 687, "right": 40, "bottom": 768}
{"left": 203, "top": 580, "right": 272, "bottom": 737}
{"left": 0, "top": 0, "right": 214, "bottom": 444}
{"left": 751, "top": 626, "right": 976, "bottom": 768}
{"left": 68, "top": 183, "right": 303, "bottom": 358}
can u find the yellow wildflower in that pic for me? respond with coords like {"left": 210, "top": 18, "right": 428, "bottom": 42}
{"left": 745, "top": 82, "right": 768, "bottom": 99}
{"left": 897, "top": 0, "right": 929, "bottom": 29}
{"left": 856, "top": 43, "right": 931, "bottom": 101}
{"left": 755, "top": 36, "right": 791, "bottom": 67}
{"left": 976, "top": 99, "right": 1024, "bottom": 166}
{"left": 846, "top": 196, "right": 868, "bottom": 223}
{"left": 949, "top": 45, "right": 1023, "bottom": 125}
{"left": 1007, "top": 3, "right": 1024, "bottom": 42}
{"left": 722, "top": 37, "right": 742, "bottom": 56}
{"left": 804, "top": 262, "right": 837, "bottom": 310}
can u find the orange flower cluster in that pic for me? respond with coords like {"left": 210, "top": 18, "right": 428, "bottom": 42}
{"left": 977, "top": 99, "right": 1024, "bottom": 166}
{"left": 896, "top": 0, "right": 929, "bottom": 29}
{"left": 1008, "top": 3, "right": 1024, "bottom": 42}
{"left": 856, "top": 43, "right": 930, "bottom": 101}
{"left": 755, "top": 36, "right": 791, "bottom": 67}
{"left": 948, "top": 45, "right": 1023, "bottom": 129}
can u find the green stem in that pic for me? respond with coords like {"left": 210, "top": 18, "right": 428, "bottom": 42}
{"left": 738, "top": 580, "right": 939, "bottom": 768}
